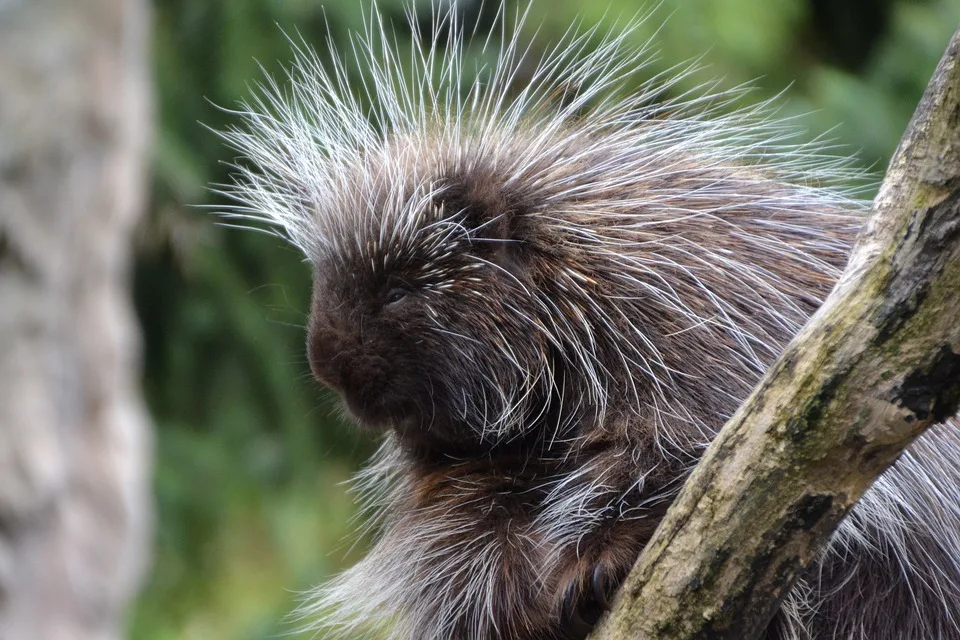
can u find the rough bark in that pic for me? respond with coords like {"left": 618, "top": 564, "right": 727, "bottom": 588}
{"left": 0, "top": 1, "right": 153, "bottom": 639}
{"left": 589, "top": 23, "right": 960, "bottom": 640}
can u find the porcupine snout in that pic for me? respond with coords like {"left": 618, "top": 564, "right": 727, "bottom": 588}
{"left": 307, "top": 302, "right": 399, "bottom": 430}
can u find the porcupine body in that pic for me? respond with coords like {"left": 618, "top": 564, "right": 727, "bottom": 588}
{"left": 219, "top": 6, "right": 960, "bottom": 640}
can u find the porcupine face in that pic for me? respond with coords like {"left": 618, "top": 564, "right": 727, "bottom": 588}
{"left": 305, "top": 160, "right": 559, "bottom": 451}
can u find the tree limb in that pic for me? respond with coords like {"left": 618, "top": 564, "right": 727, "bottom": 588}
{"left": 589, "top": 23, "right": 960, "bottom": 640}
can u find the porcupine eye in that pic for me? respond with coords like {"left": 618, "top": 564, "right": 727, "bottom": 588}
{"left": 384, "top": 287, "right": 409, "bottom": 306}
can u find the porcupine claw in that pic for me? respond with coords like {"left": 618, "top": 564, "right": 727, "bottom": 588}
{"left": 591, "top": 563, "right": 617, "bottom": 610}
{"left": 558, "top": 579, "right": 596, "bottom": 640}
{"left": 557, "top": 563, "right": 619, "bottom": 640}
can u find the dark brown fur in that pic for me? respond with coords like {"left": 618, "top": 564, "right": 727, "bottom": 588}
{"left": 221, "top": 23, "right": 960, "bottom": 635}
{"left": 303, "top": 138, "right": 882, "bottom": 638}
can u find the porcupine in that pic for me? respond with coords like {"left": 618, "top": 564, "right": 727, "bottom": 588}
{"left": 218, "top": 5, "right": 960, "bottom": 640}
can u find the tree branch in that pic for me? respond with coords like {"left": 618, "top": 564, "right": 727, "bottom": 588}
{"left": 589, "top": 23, "right": 960, "bottom": 640}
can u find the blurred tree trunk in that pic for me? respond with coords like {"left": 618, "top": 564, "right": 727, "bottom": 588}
{"left": 0, "top": 1, "right": 153, "bottom": 639}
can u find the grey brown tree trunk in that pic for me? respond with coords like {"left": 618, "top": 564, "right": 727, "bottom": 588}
{"left": 0, "top": 1, "right": 153, "bottom": 639}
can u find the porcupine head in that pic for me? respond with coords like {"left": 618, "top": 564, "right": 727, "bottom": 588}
{"left": 217, "top": 4, "right": 864, "bottom": 639}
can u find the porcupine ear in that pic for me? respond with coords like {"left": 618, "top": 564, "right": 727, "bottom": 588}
{"left": 437, "top": 174, "right": 531, "bottom": 278}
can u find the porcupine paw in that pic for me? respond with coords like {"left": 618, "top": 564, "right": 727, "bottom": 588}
{"left": 556, "top": 562, "right": 623, "bottom": 640}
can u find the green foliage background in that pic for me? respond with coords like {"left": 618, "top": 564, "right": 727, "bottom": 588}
{"left": 133, "top": 0, "right": 960, "bottom": 637}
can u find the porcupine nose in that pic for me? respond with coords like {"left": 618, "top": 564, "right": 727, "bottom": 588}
{"left": 307, "top": 322, "right": 394, "bottom": 425}
{"left": 307, "top": 315, "right": 359, "bottom": 393}
{"left": 307, "top": 327, "right": 339, "bottom": 390}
